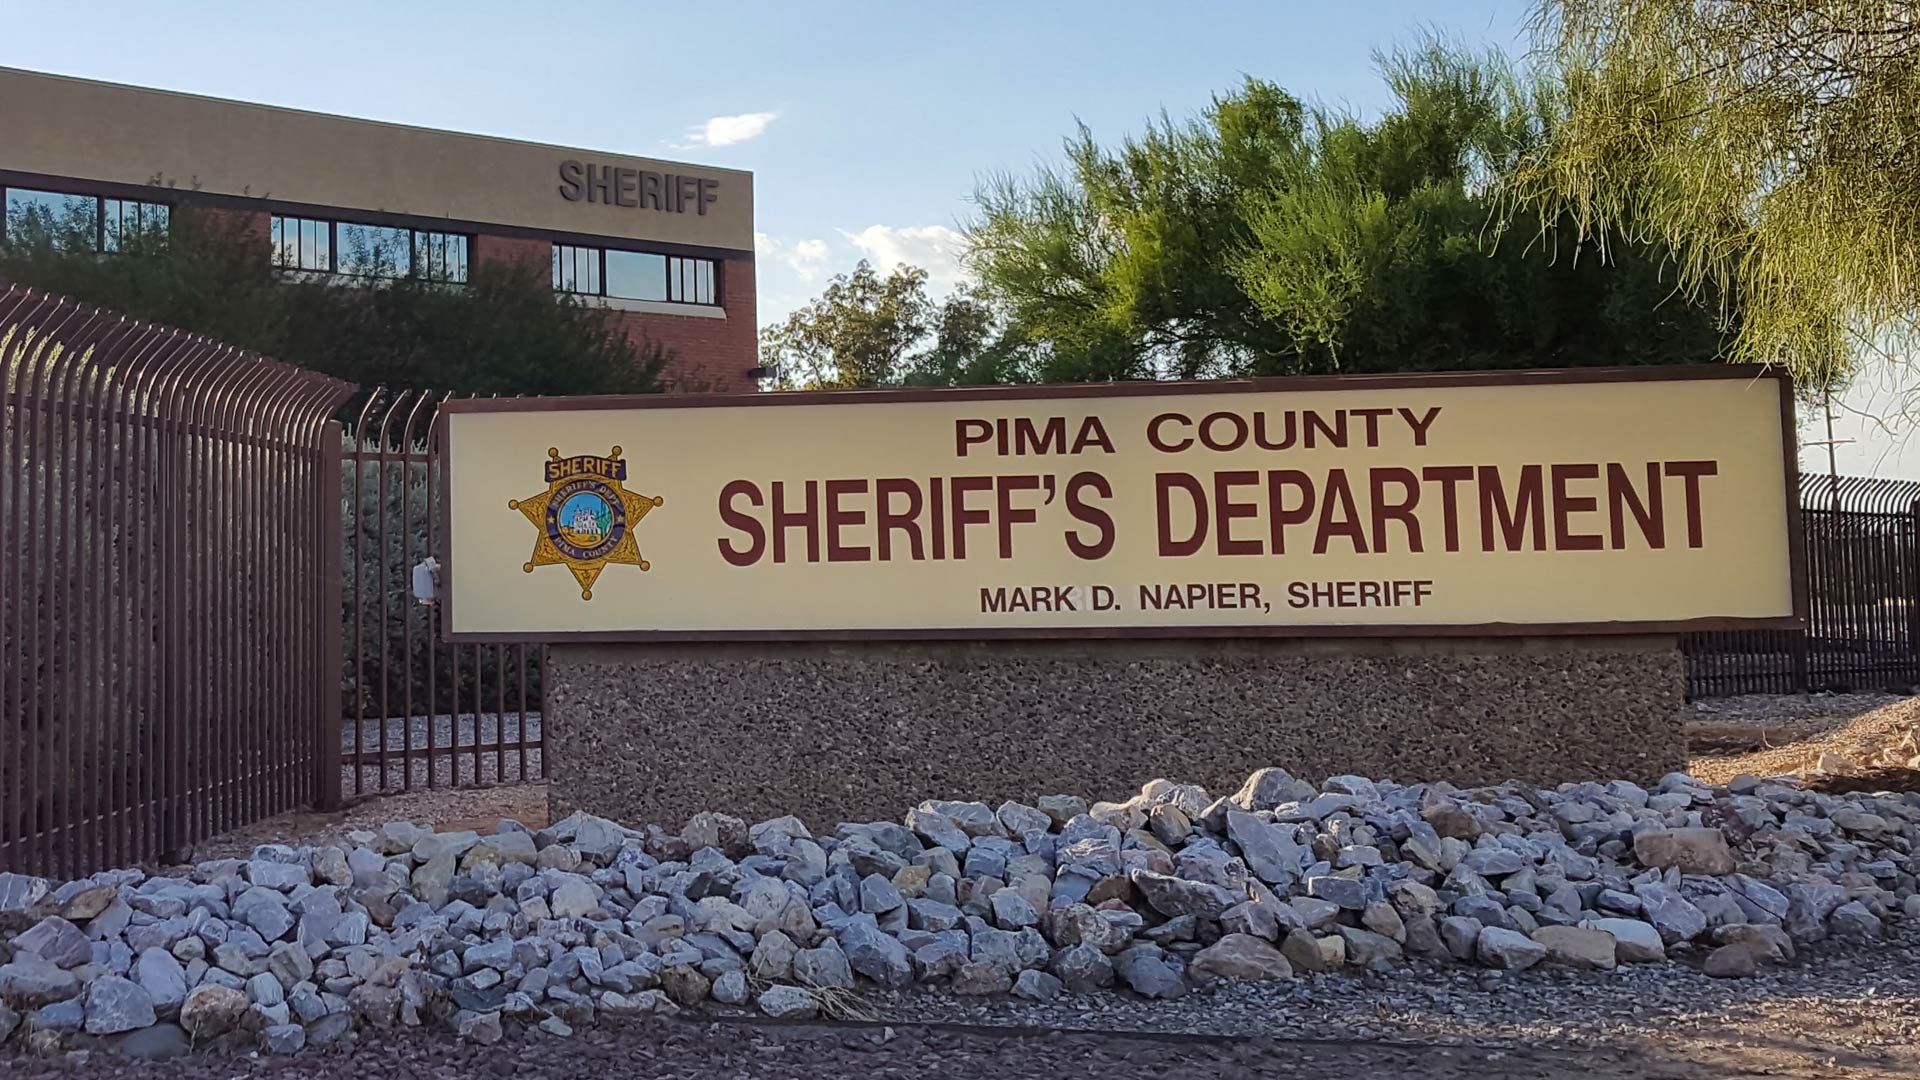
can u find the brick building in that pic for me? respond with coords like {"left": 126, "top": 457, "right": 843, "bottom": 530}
{"left": 0, "top": 66, "right": 758, "bottom": 391}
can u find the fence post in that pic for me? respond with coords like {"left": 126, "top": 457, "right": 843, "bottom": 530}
{"left": 316, "top": 419, "right": 345, "bottom": 810}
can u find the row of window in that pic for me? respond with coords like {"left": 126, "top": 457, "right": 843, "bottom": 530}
{"left": 271, "top": 215, "right": 471, "bottom": 284}
{"left": 2, "top": 187, "right": 171, "bottom": 253}
{"left": 554, "top": 245, "right": 718, "bottom": 306}
{"left": 2, "top": 186, "right": 722, "bottom": 309}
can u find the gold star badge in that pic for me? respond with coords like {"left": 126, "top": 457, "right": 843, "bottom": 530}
{"left": 508, "top": 446, "right": 662, "bottom": 600}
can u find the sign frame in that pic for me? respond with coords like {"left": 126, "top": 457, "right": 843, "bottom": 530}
{"left": 436, "top": 365, "right": 1805, "bottom": 643}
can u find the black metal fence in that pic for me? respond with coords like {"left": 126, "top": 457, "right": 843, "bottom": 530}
{"left": 0, "top": 285, "right": 354, "bottom": 877}
{"left": 338, "top": 389, "right": 544, "bottom": 798}
{"left": 1685, "top": 474, "right": 1920, "bottom": 698}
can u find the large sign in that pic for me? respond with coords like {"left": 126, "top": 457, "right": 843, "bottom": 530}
{"left": 440, "top": 369, "right": 1800, "bottom": 641}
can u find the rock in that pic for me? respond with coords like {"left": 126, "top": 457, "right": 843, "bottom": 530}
{"left": 1704, "top": 943, "right": 1758, "bottom": 978}
{"left": 1304, "top": 876, "right": 1369, "bottom": 912}
{"left": 1476, "top": 926, "right": 1548, "bottom": 971}
{"left": 999, "top": 968, "right": 1059, "bottom": 1002}
{"left": 247, "top": 859, "right": 309, "bottom": 891}
{"left": 859, "top": 873, "right": 904, "bottom": 915}
{"left": 1531, "top": 925, "right": 1616, "bottom": 970}
{"left": 1112, "top": 944, "right": 1186, "bottom": 999}
{"left": 60, "top": 884, "right": 118, "bottom": 922}
{"left": 0, "top": 952, "right": 80, "bottom": 1007}
{"left": 456, "top": 1009, "right": 503, "bottom": 1044}
{"left": 682, "top": 811, "right": 749, "bottom": 856}
{"left": 179, "top": 984, "right": 250, "bottom": 1038}
{"left": 31, "top": 998, "right": 85, "bottom": 1034}
{"left": 905, "top": 808, "right": 972, "bottom": 854}
{"left": 1129, "top": 870, "right": 1237, "bottom": 920}
{"left": 711, "top": 970, "right": 749, "bottom": 1005}
{"left": 659, "top": 965, "right": 711, "bottom": 1005}
{"left": 793, "top": 939, "right": 855, "bottom": 990}
{"left": 1633, "top": 828, "right": 1735, "bottom": 875}
{"left": 1361, "top": 901, "right": 1406, "bottom": 943}
{"left": 0, "top": 872, "right": 52, "bottom": 915}
{"left": 549, "top": 878, "right": 600, "bottom": 920}
{"left": 1280, "top": 930, "right": 1345, "bottom": 973}
{"left": 1828, "top": 901, "right": 1883, "bottom": 940}
{"left": 10, "top": 916, "right": 92, "bottom": 968}
{"left": 839, "top": 916, "right": 912, "bottom": 987}
{"left": 83, "top": 975, "right": 156, "bottom": 1035}
{"left": 1335, "top": 925, "right": 1402, "bottom": 967}
{"left": 262, "top": 1022, "right": 307, "bottom": 1054}
{"left": 1715, "top": 923, "right": 1794, "bottom": 963}
{"left": 106, "top": 1022, "right": 191, "bottom": 1059}
{"left": 989, "top": 889, "right": 1039, "bottom": 930}
{"left": 1190, "top": 934, "right": 1293, "bottom": 982}
{"left": 1231, "top": 768, "right": 1308, "bottom": 811}
{"left": 0, "top": 1004, "right": 17, "bottom": 1046}
{"left": 1637, "top": 885, "right": 1709, "bottom": 945}
{"left": 233, "top": 887, "right": 295, "bottom": 942}
{"left": 756, "top": 985, "right": 819, "bottom": 1020}
{"left": 1036, "top": 795, "right": 1090, "bottom": 828}
{"left": 1589, "top": 918, "right": 1666, "bottom": 963}
{"left": 950, "top": 960, "right": 1014, "bottom": 995}
{"left": 750, "top": 930, "right": 798, "bottom": 982}
{"left": 1049, "top": 943, "right": 1114, "bottom": 993}
{"left": 1226, "top": 812, "right": 1304, "bottom": 884}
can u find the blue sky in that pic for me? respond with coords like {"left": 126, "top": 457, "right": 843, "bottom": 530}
{"left": 5, "top": 0, "right": 1914, "bottom": 475}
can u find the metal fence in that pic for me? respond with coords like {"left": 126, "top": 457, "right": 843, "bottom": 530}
{"left": 1685, "top": 474, "right": 1920, "bottom": 698}
{"left": 0, "top": 285, "right": 354, "bottom": 877}
{"left": 339, "top": 389, "right": 544, "bottom": 798}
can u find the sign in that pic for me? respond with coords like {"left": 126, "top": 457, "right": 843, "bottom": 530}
{"left": 558, "top": 160, "right": 719, "bottom": 215}
{"left": 439, "top": 368, "right": 1800, "bottom": 642}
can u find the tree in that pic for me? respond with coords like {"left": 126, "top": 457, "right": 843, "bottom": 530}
{"left": 968, "top": 44, "right": 1737, "bottom": 380}
{"left": 0, "top": 195, "right": 667, "bottom": 396}
{"left": 759, "top": 262, "right": 1034, "bottom": 388}
{"left": 1506, "top": 0, "right": 1898, "bottom": 382}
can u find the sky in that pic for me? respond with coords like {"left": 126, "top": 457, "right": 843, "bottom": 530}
{"left": 4, "top": 0, "right": 1916, "bottom": 478}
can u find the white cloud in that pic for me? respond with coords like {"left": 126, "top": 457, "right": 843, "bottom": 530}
{"left": 839, "top": 224, "right": 969, "bottom": 289}
{"left": 681, "top": 111, "right": 779, "bottom": 148}
{"left": 755, "top": 232, "right": 832, "bottom": 284}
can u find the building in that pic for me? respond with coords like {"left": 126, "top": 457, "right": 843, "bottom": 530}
{"left": 0, "top": 67, "right": 757, "bottom": 391}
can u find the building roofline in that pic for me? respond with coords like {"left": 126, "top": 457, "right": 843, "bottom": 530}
{"left": 0, "top": 65, "right": 754, "bottom": 181}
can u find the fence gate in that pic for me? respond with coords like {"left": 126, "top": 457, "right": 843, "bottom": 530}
{"left": 0, "top": 286, "right": 354, "bottom": 877}
{"left": 339, "top": 390, "right": 544, "bottom": 798}
{"left": 1685, "top": 474, "right": 1920, "bottom": 698}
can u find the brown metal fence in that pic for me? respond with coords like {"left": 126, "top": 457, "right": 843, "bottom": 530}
{"left": 1685, "top": 474, "right": 1920, "bottom": 698}
{"left": 339, "top": 389, "right": 543, "bottom": 798}
{"left": 0, "top": 285, "right": 355, "bottom": 877}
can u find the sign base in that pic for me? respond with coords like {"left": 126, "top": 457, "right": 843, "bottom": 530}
{"left": 542, "top": 635, "right": 1686, "bottom": 830}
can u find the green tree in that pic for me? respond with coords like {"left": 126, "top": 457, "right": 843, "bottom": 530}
{"left": 759, "top": 261, "right": 1034, "bottom": 388}
{"left": 0, "top": 195, "right": 667, "bottom": 396}
{"left": 968, "top": 44, "right": 1736, "bottom": 380}
{"left": 1506, "top": 0, "right": 1898, "bottom": 382}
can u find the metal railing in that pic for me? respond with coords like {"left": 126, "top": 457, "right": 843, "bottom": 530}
{"left": 0, "top": 285, "right": 354, "bottom": 876}
{"left": 1685, "top": 473, "right": 1920, "bottom": 698}
{"left": 339, "top": 389, "right": 543, "bottom": 798}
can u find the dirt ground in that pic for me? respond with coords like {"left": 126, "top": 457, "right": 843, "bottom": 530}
{"left": 17, "top": 1015, "right": 1920, "bottom": 1080}
{"left": 1689, "top": 692, "right": 1920, "bottom": 791}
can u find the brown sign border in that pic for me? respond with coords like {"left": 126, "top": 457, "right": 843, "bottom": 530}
{"left": 436, "top": 365, "right": 1806, "bottom": 644}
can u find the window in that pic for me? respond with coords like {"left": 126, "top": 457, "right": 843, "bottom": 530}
{"left": 553, "top": 244, "right": 600, "bottom": 294}
{"left": 606, "top": 250, "right": 668, "bottom": 302}
{"left": 553, "top": 244, "right": 718, "bottom": 307}
{"left": 271, "top": 215, "right": 469, "bottom": 282}
{"left": 272, "top": 215, "right": 332, "bottom": 272}
{"left": 2, "top": 187, "right": 169, "bottom": 253}
{"left": 102, "top": 198, "right": 170, "bottom": 253}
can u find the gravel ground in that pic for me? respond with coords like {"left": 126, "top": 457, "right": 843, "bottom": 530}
{"left": 339, "top": 712, "right": 544, "bottom": 793}
{"left": 9, "top": 1015, "right": 1907, "bottom": 1080}
{"left": 870, "top": 921, "right": 1920, "bottom": 1072}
